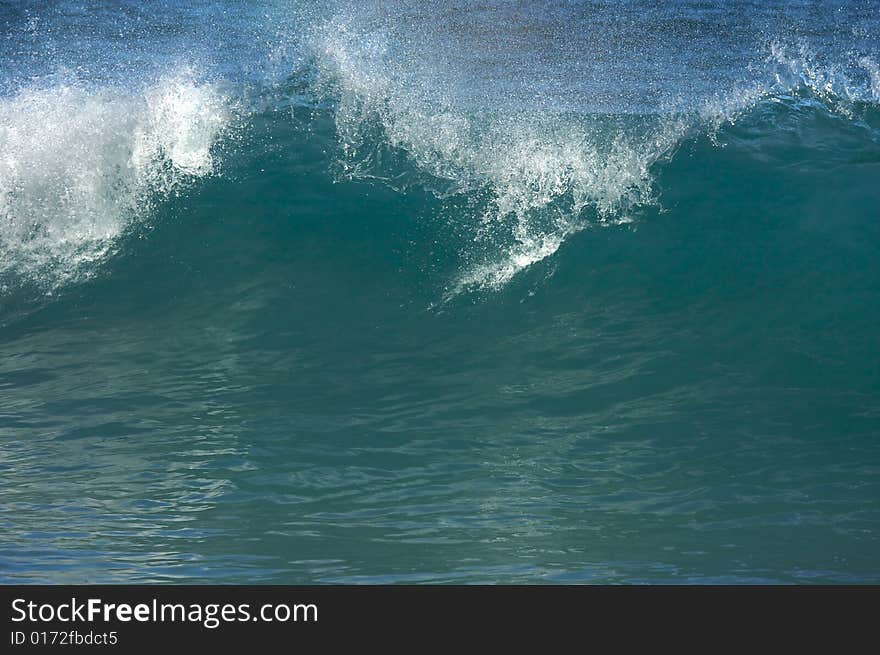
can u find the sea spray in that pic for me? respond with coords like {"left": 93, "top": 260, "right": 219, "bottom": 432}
{"left": 0, "top": 70, "right": 231, "bottom": 288}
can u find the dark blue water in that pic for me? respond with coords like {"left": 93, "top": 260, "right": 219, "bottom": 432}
{"left": 1, "top": 1, "right": 879, "bottom": 583}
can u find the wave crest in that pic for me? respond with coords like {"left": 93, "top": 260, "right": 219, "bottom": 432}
{"left": 0, "top": 69, "right": 230, "bottom": 289}
{"left": 312, "top": 17, "right": 685, "bottom": 291}
{"left": 308, "top": 15, "right": 880, "bottom": 294}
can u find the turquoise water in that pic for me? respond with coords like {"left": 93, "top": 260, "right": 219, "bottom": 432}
{"left": 1, "top": 1, "right": 879, "bottom": 583}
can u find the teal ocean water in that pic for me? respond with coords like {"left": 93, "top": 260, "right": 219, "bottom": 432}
{"left": 1, "top": 1, "right": 879, "bottom": 583}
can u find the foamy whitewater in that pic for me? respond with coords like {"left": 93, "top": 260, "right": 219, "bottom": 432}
{"left": 1, "top": 1, "right": 879, "bottom": 584}
{"left": 0, "top": 71, "right": 229, "bottom": 286}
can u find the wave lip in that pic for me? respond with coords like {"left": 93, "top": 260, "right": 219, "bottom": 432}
{"left": 311, "top": 15, "right": 689, "bottom": 293}
{"left": 0, "top": 69, "right": 231, "bottom": 289}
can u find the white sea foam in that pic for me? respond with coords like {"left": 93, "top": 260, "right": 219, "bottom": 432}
{"left": 312, "top": 17, "right": 685, "bottom": 292}
{"left": 0, "top": 69, "right": 230, "bottom": 288}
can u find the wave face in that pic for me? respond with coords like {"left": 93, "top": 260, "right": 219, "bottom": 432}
{"left": 1, "top": 1, "right": 879, "bottom": 583}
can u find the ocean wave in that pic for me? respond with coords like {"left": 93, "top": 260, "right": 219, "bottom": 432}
{"left": 310, "top": 14, "right": 691, "bottom": 291}
{"left": 0, "top": 69, "right": 231, "bottom": 290}
{"left": 307, "top": 14, "right": 879, "bottom": 293}
{"left": 1, "top": 1, "right": 878, "bottom": 297}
